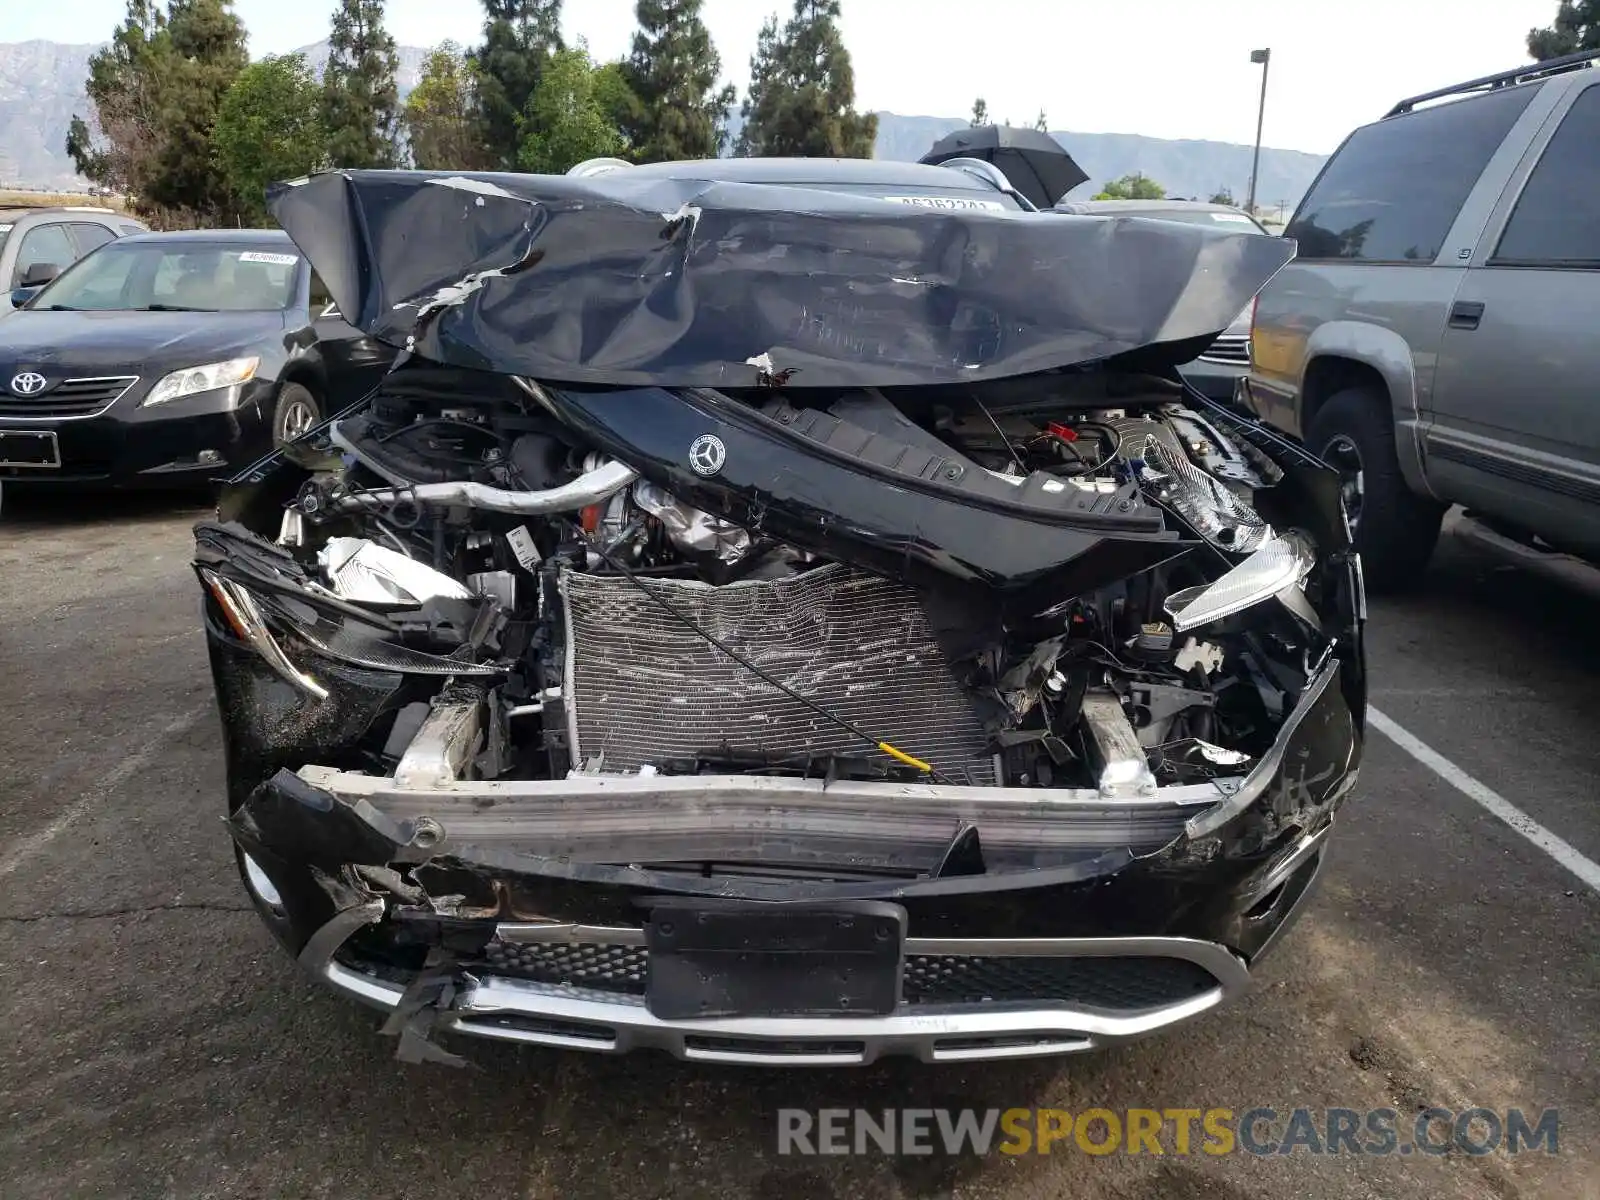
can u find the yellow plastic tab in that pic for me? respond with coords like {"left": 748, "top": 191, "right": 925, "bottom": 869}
{"left": 877, "top": 742, "right": 933, "bottom": 774}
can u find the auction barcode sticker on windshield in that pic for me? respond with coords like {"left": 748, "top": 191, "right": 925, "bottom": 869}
{"left": 238, "top": 251, "right": 299, "bottom": 265}
{"left": 882, "top": 195, "right": 1008, "bottom": 212}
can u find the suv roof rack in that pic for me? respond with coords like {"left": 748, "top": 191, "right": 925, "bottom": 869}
{"left": 1386, "top": 48, "right": 1600, "bottom": 117}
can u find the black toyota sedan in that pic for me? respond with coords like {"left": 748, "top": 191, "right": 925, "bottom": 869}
{"left": 0, "top": 229, "right": 394, "bottom": 488}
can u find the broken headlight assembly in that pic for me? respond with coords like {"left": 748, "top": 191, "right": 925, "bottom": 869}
{"left": 1164, "top": 530, "right": 1317, "bottom": 631}
{"left": 199, "top": 567, "right": 330, "bottom": 700}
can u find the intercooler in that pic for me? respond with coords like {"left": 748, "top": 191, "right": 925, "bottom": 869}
{"left": 559, "top": 564, "right": 998, "bottom": 784}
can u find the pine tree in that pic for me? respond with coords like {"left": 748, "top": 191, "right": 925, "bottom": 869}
{"left": 734, "top": 15, "right": 782, "bottom": 157}
{"left": 321, "top": 0, "right": 402, "bottom": 169}
{"left": 405, "top": 42, "right": 493, "bottom": 169}
{"left": 152, "top": 0, "right": 250, "bottom": 221}
{"left": 969, "top": 96, "right": 987, "bottom": 127}
{"left": 619, "top": 0, "right": 735, "bottom": 162}
{"left": 473, "top": 0, "right": 564, "bottom": 169}
{"left": 737, "top": 0, "right": 876, "bottom": 158}
{"left": 67, "top": 0, "right": 247, "bottom": 222}
{"left": 1528, "top": 0, "right": 1600, "bottom": 59}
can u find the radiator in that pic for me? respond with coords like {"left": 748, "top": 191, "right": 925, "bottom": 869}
{"left": 559, "top": 564, "right": 997, "bottom": 784}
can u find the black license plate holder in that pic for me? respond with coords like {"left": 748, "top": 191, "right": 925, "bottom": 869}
{"left": 0, "top": 430, "right": 60, "bottom": 468}
{"left": 645, "top": 898, "right": 906, "bottom": 1020}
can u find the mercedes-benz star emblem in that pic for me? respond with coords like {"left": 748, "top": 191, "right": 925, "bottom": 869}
{"left": 8, "top": 372, "right": 48, "bottom": 397}
{"left": 688, "top": 433, "right": 726, "bottom": 477}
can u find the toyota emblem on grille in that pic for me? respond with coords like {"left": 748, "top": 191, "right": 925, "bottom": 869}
{"left": 688, "top": 434, "right": 726, "bottom": 476}
{"left": 8, "top": 372, "right": 48, "bottom": 397}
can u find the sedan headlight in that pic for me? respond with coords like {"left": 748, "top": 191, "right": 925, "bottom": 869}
{"left": 142, "top": 356, "right": 259, "bottom": 406}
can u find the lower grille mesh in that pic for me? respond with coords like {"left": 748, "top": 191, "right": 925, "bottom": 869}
{"left": 901, "top": 955, "right": 1216, "bottom": 1008}
{"left": 560, "top": 564, "right": 996, "bottom": 783}
{"left": 484, "top": 941, "right": 649, "bottom": 994}
{"left": 478, "top": 941, "right": 1220, "bottom": 1009}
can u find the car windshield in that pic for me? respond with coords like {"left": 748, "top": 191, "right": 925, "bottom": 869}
{"left": 32, "top": 241, "right": 300, "bottom": 312}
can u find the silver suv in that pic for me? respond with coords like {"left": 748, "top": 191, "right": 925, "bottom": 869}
{"left": 1, "top": 206, "right": 148, "bottom": 310}
{"left": 1240, "top": 50, "right": 1600, "bottom": 589}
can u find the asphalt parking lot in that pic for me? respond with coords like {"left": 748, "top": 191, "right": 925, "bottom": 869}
{"left": 1, "top": 492, "right": 1597, "bottom": 1200}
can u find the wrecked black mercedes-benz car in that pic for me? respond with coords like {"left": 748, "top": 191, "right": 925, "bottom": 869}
{"left": 195, "top": 157, "right": 1363, "bottom": 1066}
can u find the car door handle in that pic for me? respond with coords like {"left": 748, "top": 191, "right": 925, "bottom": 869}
{"left": 1448, "top": 301, "right": 1484, "bottom": 331}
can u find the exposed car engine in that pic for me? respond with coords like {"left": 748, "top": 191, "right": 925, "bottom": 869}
{"left": 201, "top": 365, "right": 1335, "bottom": 833}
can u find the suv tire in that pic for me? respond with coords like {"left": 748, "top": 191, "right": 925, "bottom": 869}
{"left": 1307, "top": 387, "right": 1444, "bottom": 592}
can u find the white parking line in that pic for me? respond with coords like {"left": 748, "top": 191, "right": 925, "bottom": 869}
{"left": 0, "top": 702, "right": 210, "bottom": 879}
{"left": 1369, "top": 706, "right": 1600, "bottom": 895}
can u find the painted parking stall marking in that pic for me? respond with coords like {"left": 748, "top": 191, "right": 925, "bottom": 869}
{"left": 1368, "top": 706, "right": 1600, "bottom": 894}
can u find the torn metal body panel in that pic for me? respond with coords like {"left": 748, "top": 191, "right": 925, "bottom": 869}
{"left": 196, "top": 159, "right": 1362, "bottom": 1065}
{"left": 268, "top": 168, "right": 1296, "bottom": 389}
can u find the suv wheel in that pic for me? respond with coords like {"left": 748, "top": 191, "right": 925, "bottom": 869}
{"left": 1307, "top": 387, "right": 1444, "bottom": 592}
{"left": 272, "top": 382, "right": 322, "bottom": 447}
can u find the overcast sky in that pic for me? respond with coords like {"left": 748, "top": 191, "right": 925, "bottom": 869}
{"left": 4, "top": 0, "right": 1562, "bottom": 153}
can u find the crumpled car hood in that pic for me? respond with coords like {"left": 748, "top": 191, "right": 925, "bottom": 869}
{"left": 270, "top": 169, "right": 1296, "bottom": 389}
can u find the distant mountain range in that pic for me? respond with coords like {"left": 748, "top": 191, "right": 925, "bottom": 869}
{"left": 1, "top": 37, "right": 1324, "bottom": 213}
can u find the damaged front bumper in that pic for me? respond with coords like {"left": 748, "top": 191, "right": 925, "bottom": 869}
{"left": 313, "top": 915, "right": 1260, "bottom": 1066}
{"left": 228, "top": 654, "right": 1354, "bottom": 1066}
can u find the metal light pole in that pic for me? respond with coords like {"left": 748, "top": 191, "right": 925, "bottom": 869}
{"left": 1246, "top": 48, "right": 1271, "bottom": 216}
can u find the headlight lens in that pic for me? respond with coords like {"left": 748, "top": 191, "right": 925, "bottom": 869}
{"left": 1165, "top": 531, "right": 1316, "bottom": 631}
{"left": 142, "top": 356, "right": 259, "bottom": 406}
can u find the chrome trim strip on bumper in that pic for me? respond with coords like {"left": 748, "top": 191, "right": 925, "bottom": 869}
{"left": 309, "top": 925, "right": 1249, "bottom": 1065}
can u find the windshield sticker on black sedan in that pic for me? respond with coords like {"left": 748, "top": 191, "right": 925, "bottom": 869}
{"left": 882, "top": 196, "right": 1008, "bottom": 212}
{"left": 238, "top": 251, "right": 300, "bottom": 265}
